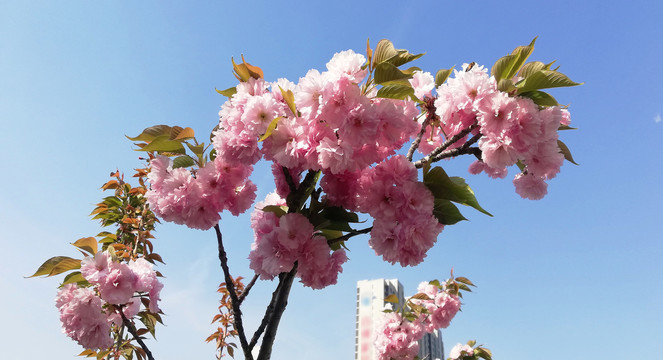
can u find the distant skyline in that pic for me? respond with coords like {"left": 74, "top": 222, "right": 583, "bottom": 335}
{"left": 2, "top": 1, "right": 662, "bottom": 359}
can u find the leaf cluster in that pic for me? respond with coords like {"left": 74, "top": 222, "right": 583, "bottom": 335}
{"left": 206, "top": 276, "right": 247, "bottom": 359}
{"left": 128, "top": 125, "right": 211, "bottom": 169}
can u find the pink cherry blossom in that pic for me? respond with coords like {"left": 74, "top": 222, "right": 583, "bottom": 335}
{"left": 513, "top": 172, "right": 548, "bottom": 200}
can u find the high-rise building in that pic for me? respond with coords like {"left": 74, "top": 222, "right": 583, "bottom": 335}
{"left": 355, "top": 279, "right": 444, "bottom": 360}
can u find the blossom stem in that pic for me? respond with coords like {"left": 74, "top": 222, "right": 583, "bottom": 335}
{"left": 214, "top": 224, "right": 253, "bottom": 360}
{"left": 118, "top": 307, "right": 154, "bottom": 360}
{"left": 238, "top": 274, "right": 259, "bottom": 304}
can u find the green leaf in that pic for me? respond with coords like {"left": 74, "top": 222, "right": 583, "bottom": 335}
{"left": 557, "top": 140, "right": 579, "bottom": 165}
{"left": 516, "top": 70, "right": 582, "bottom": 94}
{"left": 410, "top": 293, "right": 431, "bottom": 300}
{"left": 126, "top": 125, "right": 173, "bottom": 142}
{"left": 507, "top": 37, "right": 537, "bottom": 79}
{"left": 386, "top": 51, "right": 424, "bottom": 68}
{"left": 558, "top": 124, "right": 577, "bottom": 131}
{"left": 261, "top": 205, "right": 287, "bottom": 217}
{"left": 434, "top": 68, "right": 454, "bottom": 87}
{"left": 231, "top": 57, "right": 251, "bottom": 82}
{"left": 62, "top": 271, "right": 87, "bottom": 286}
{"left": 373, "top": 39, "right": 400, "bottom": 67}
{"left": 185, "top": 142, "right": 205, "bottom": 156}
{"left": 467, "top": 340, "right": 477, "bottom": 347}
{"left": 497, "top": 79, "right": 516, "bottom": 93}
{"left": 258, "top": 116, "right": 282, "bottom": 142}
{"left": 71, "top": 237, "right": 98, "bottom": 255}
{"left": 428, "top": 279, "right": 440, "bottom": 287}
{"left": 172, "top": 156, "right": 195, "bottom": 169}
{"left": 374, "top": 62, "right": 413, "bottom": 84}
{"left": 373, "top": 39, "right": 424, "bottom": 67}
{"left": 138, "top": 135, "right": 186, "bottom": 154}
{"left": 215, "top": 86, "right": 237, "bottom": 98}
{"left": 102, "top": 196, "right": 122, "bottom": 208}
{"left": 424, "top": 167, "right": 492, "bottom": 216}
{"left": 28, "top": 256, "right": 81, "bottom": 277}
{"left": 519, "top": 90, "right": 559, "bottom": 106}
{"left": 384, "top": 294, "right": 399, "bottom": 303}
{"left": 320, "top": 206, "right": 360, "bottom": 224}
{"left": 455, "top": 276, "right": 476, "bottom": 286}
{"left": 376, "top": 84, "right": 415, "bottom": 100}
{"left": 517, "top": 61, "right": 546, "bottom": 79}
{"left": 432, "top": 199, "right": 468, "bottom": 225}
{"left": 279, "top": 87, "right": 298, "bottom": 116}
{"left": 491, "top": 54, "right": 519, "bottom": 83}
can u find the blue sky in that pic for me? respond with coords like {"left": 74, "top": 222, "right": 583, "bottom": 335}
{"left": 1, "top": 1, "right": 662, "bottom": 359}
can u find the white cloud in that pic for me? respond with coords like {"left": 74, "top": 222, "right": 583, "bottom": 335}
{"left": 655, "top": 113, "right": 662, "bottom": 123}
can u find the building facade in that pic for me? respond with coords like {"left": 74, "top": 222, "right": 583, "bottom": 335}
{"left": 355, "top": 279, "right": 444, "bottom": 360}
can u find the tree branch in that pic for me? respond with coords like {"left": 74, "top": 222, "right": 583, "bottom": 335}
{"left": 406, "top": 116, "right": 430, "bottom": 161}
{"left": 249, "top": 275, "right": 286, "bottom": 350}
{"left": 238, "top": 274, "right": 259, "bottom": 305}
{"left": 119, "top": 307, "right": 155, "bottom": 360}
{"left": 214, "top": 224, "right": 253, "bottom": 360}
{"left": 256, "top": 264, "right": 298, "bottom": 360}
{"left": 328, "top": 227, "right": 373, "bottom": 246}
{"left": 413, "top": 125, "right": 480, "bottom": 168}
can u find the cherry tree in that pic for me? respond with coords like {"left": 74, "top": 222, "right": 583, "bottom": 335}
{"left": 31, "top": 38, "right": 580, "bottom": 360}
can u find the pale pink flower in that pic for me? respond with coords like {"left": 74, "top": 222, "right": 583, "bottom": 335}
{"left": 449, "top": 343, "right": 475, "bottom": 360}
{"left": 409, "top": 71, "right": 435, "bottom": 100}
{"left": 326, "top": 49, "right": 367, "bottom": 83}
{"left": 513, "top": 172, "right": 548, "bottom": 200}
{"left": 80, "top": 251, "right": 112, "bottom": 285}
{"left": 56, "top": 285, "right": 113, "bottom": 350}
{"left": 97, "top": 261, "right": 137, "bottom": 305}
{"left": 374, "top": 312, "right": 424, "bottom": 360}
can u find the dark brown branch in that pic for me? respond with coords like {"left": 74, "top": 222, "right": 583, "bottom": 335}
{"left": 285, "top": 170, "right": 319, "bottom": 212}
{"left": 413, "top": 125, "right": 480, "bottom": 168}
{"left": 421, "top": 147, "right": 482, "bottom": 165}
{"left": 281, "top": 166, "right": 297, "bottom": 194}
{"left": 249, "top": 275, "right": 286, "bottom": 350}
{"left": 406, "top": 116, "right": 430, "bottom": 161}
{"left": 214, "top": 224, "right": 252, "bottom": 360}
{"left": 119, "top": 307, "right": 155, "bottom": 360}
{"left": 328, "top": 227, "right": 373, "bottom": 246}
{"left": 256, "top": 264, "right": 298, "bottom": 360}
{"left": 238, "top": 274, "right": 259, "bottom": 305}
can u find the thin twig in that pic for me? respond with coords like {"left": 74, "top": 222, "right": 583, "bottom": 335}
{"left": 413, "top": 125, "right": 479, "bottom": 168}
{"left": 214, "top": 224, "right": 252, "bottom": 360}
{"left": 119, "top": 308, "right": 155, "bottom": 360}
{"left": 406, "top": 116, "right": 430, "bottom": 161}
{"left": 238, "top": 274, "right": 259, "bottom": 305}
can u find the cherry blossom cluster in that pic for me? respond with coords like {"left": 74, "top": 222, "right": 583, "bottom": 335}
{"left": 374, "top": 281, "right": 461, "bottom": 360}
{"left": 248, "top": 193, "right": 348, "bottom": 289}
{"left": 146, "top": 155, "right": 256, "bottom": 230}
{"left": 54, "top": 251, "right": 163, "bottom": 350}
{"left": 357, "top": 155, "right": 442, "bottom": 266}
{"left": 374, "top": 312, "right": 424, "bottom": 360}
{"left": 412, "top": 65, "right": 571, "bottom": 200}
{"left": 409, "top": 281, "right": 461, "bottom": 332}
{"left": 212, "top": 50, "right": 419, "bottom": 175}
